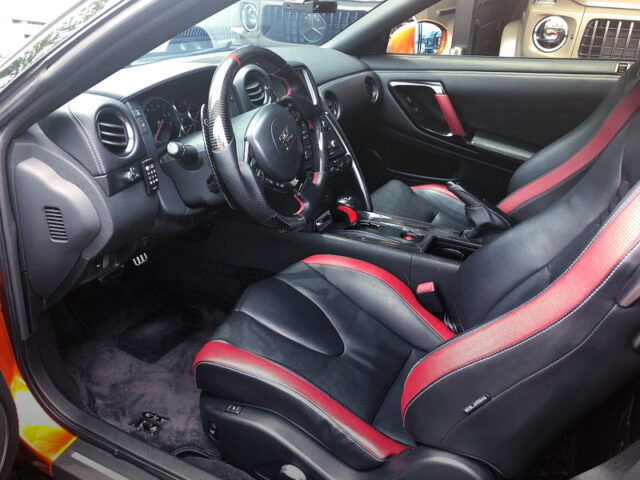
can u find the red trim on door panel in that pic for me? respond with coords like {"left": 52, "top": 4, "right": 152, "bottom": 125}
{"left": 498, "top": 83, "right": 640, "bottom": 214}
{"left": 434, "top": 94, "right": 467, "bottom": 137}
{"left": 194, "top": 341, "right": 408, "bottom": 459}
{"left": 303, "top": 255, "right": 454, "bottom": 340}
{"left": 411, "top": 184, "right": 460, "bottom": 201}
{"left": 402, "top": 188, "right": 640, "bottom": 416}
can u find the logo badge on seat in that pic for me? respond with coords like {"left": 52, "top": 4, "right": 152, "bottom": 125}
{"left": 279, "top": 125, "right": 294, "bottom": 151}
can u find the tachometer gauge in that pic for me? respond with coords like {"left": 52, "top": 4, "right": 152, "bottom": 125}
{"left": 175, "top": 99, "right": 202, "bottom": 134}
{"left": 143, "top": 97, "right": 181, "bottom": 147}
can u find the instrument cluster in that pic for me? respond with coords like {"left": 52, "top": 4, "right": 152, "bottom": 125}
{"left": 142, "top": 96, "right": 203, "bottom": 150}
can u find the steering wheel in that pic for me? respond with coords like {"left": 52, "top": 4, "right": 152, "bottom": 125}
{"left": 203, "top": 46, "right": 328, "bottom": 232}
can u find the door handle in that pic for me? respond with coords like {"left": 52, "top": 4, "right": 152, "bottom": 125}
{"left": 433, "top": 92, "right": 467, "bottom": 137}
{"left": 389, "top": 81, "right": 467, "bottom": 138}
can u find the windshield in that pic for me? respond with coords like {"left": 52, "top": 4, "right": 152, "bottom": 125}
{"left": 0, "top": 0, "right": 81, "bottom": 62}
{"left": 134, "top": 0, "right": 383, "bottom": 64}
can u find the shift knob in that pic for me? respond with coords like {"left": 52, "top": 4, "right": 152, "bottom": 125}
{"left": 336, "top": 195, "right": 360, "bottom": 227}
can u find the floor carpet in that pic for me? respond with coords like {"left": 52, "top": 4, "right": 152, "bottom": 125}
{"left": 57, "top": 268, "right": 253, "bottom": 479}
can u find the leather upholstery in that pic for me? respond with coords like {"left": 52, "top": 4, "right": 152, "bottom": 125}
{"left": 371, "top": 180, "right": 468, "bottom": 230}
{"left": 372, "top": 62, "right": 640, "bottom": 228}
{"left": 195, "top": 65, "right": 640, "bottom": 478}
{"left": 195, "top": 255, "right": 455, "bottom": 469}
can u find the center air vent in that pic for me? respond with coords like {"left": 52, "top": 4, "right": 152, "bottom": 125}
{"left": 96, "top": 109, "right": 133, "bottom": 155}
{"left": 245, "top": 75, "right": 268, "bottom": 106}
{"left": 365, "top": 77, "right": 379, "bottom": 104}
{"left": 44, "top": 206, "right": 68, "bottom": 242}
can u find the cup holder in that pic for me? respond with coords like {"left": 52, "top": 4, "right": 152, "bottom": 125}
{"left": 427, "top": 237, "right": 479, "bottom": 261}
{"left": 429, "top": 246, "right": 466, "bottom": 261}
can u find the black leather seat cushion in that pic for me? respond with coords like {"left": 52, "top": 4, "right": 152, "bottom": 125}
{"left": 195, "top": 255, "right": 454, "bottom": 469}
{"left": 371, "top": 179, "right": 468, "bottom": 230}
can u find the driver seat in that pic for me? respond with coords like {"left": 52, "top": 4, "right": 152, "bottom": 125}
{"left": 194, "top": 68, "right": 640, "bottom": 479}
{"left": 371, "top": 62, "right": 640, "bottom": 230}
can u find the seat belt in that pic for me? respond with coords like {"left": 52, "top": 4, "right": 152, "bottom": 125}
{"left": 571, "top": 440, "right": 640, "bottom": 480}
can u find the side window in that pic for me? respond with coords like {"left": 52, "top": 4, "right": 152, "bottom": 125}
{"left": 387, "top": 0, "right": 640, "bottom": 63}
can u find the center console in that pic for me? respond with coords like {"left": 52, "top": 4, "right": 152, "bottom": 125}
{"left": 333, "top": 210, "right": 482, "bottom": 262}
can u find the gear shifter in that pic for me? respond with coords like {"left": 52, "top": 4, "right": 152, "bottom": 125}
{"left": 336, "top": 195, "right": 361, "bottom": 228}
{"left": 446, "top": 182, "right": 514, "bottom": 240}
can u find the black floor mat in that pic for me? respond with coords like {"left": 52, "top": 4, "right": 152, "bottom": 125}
{"left": 58, "top": 270, "right": 233, "bottom": 468}
{"left": 117, "top": 304, "right": 203, "bottom": 363}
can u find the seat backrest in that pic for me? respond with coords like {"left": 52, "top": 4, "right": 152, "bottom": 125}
{"left": 498, "top": 62, "right": 640, "bottom": 221}
{"left": 401, "top": 65, "right": 640, "bottom": 478}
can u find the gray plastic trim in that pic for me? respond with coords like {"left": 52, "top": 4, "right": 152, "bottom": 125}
{"left": 14, "top": 158, "right": 100, "bottom": 298}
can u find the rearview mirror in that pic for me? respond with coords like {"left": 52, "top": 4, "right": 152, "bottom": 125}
{"left": 388, "top": 20, "right": 447, "bottom": 55}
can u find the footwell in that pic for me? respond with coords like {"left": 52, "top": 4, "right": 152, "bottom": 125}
{"left": 56, "top": 270, "right": 251, "bottom": 478}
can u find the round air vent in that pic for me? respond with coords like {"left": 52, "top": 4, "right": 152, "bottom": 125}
{"left": 96, "top": 109, "right": 133, "bottom": 155}
{"left": 245, "top": 74, "right": 269, "bottom": 107}
{"left": 324, "top": 91, "right": 340, "bottom": 118}
{"left": 364, "top": 77, "right": 379, "bottom": 104}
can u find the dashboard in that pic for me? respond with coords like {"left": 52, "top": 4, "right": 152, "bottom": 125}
{"left": 9, "top": 46, "right": 381, "bottom": 306}
{"left": 135, "top": 68, "right": 240, "bottom": 151}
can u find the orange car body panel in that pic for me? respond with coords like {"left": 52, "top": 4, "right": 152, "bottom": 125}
{"left": 388, "top": 21, "right": 447, "bottom": 55}
{"left": 0, "top": 272, "right": 76, "bottom": 476}
{"left": 388, "top": 23, "right": 417, "bottom": 54}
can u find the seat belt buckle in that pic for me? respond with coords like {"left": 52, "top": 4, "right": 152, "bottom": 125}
{"left": 416, "top": 282, "right": 444, "bottom": 314}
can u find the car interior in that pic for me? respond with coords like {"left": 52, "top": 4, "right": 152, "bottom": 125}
{"left": 6, "top": 0, "right": 640, "bottom": 479}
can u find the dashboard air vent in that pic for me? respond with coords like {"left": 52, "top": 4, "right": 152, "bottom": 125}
{"left": 245, "top": 76, "right": 268, "bottom": 106}
{"left": 324, "top": 91, "right": 340, "bottom": 118}
{"left": 365, "top": 77, "right": 379, "bottom": 104}
{"left": 44, "top": 207, "right": 68, "bottom": 242}
{"left": 96, "top": 109, "right": 132, "bottom": 155}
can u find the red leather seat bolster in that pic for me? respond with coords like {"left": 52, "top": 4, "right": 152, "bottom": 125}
{"left": 402, "top": 187, "right": 640, "bottom": 417}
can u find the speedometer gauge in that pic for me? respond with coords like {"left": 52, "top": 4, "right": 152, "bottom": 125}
{"left": 175, "top": 99, "right": 202, "bottom": 134}
{"left": 143, "top": 97, "right": 181, "bottom": 147}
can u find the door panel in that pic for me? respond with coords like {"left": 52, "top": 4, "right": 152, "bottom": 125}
{"left": 359, "top": 55, "right": 622, "bottom": 202}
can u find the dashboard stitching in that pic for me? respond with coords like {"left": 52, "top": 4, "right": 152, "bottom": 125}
{"left": 67, "top": 104, "right": 106, "bottom": 175}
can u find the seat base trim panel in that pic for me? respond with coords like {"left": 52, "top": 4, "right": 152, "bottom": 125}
{"left": 194, "top": 341, "right": 409, "bottom": 462}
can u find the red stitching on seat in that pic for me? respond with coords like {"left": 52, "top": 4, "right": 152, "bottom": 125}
{"left": 194, "top": 341, "right": 408, "bottom": 459}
